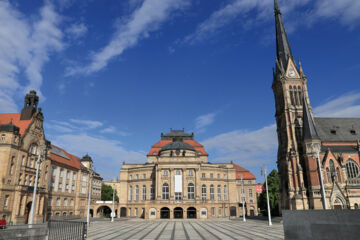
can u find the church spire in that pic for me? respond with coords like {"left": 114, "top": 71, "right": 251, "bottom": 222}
{"left": 274, "top": 0, "right": 294, "bottom": 70}
{"left": 303, "top": 95, "right": 319, "bottom": 140}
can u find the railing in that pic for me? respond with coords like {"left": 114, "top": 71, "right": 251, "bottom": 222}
{"left": 0, "top": 223, "right": 48, "bottom": 240}
{"left": 346, "top": 178, "right": 360, "bottom": 185}
{"left": 49, "top": 215, "right": 82, "bottom": 221}
{"left": 48, "top": 220, "right": 87, "bottom": 240}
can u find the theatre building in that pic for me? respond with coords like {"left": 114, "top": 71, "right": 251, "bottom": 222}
{"left": 118, "top": 130, "right": 258, "bottom": 219}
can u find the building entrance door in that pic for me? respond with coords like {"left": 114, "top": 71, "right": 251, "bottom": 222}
{"left": 230, "top": 206, "right": 236, "bottom": 217}
{"left": 160, "top": 207, "right": 170, "bottom": 219}
{"left": 187, "top": 207, "right": 196, "bottom": 219}
{"left": 120, "top": 207, "right": 127, "bottom": 217}
{"left": 25, "top": 202, "right": 32, "bottom": 224}
{"left": 174, "top": 207, "right": 183, "bottom": 219}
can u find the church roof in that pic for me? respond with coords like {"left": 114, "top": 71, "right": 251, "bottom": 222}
{"left": 314, "top": 118, "right": 360, "bottom": 142}
{"left": 0, "top": 113, "right": 32, "bottom": 136}
{"left": 274, "top": 0, "right": 294, "bottom": 71}
{"left": 303, "top": 96, "right": 320, "bottom": 140}
{"left": 232, "top": 164, "right": 255, "bottom": 180}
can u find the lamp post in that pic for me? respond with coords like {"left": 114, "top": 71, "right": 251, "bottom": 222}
{"left": 29, "top": 146, "right": 46, "bottom": 225}
{"left": 311, "top": 143, "right": 328, "bottom": 210}
{"left": 263, "top": 166, "right": 272, "bottom": 226}
{"left": 111, "top": 181, "right": 115, "bottom": 222}
{"left": 240, "top": 175, "right": 246, "bottom": 222}
{"left": 86, "top": 168, "right": 93, "bottom": 229}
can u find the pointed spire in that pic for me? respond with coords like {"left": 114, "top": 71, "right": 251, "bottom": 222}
{"left": 303, "top": 94, "right": 320, "bottom": 140}
{"left": 274, "top": 0, "right": 294, "bottom": 71}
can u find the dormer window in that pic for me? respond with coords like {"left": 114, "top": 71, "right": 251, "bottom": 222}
{"left": 330, "top": 130, "right": 336, "bottom": 135}
{"left": 351, "top": 130, "right": 356, "bottom": 135}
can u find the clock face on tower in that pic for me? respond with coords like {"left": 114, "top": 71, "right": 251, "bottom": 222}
{"left": 289, "top": 70, "right": 296, "bottom": 77}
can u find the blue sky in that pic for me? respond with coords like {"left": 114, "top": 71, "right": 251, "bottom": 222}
{"left": 1, "top": 0, "right": 360, "bottom": 181}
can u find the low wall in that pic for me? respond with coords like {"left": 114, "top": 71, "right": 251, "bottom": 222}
{"left": 0, "top": 224, "right": 48, "bottom": 240}
{"left": 282, "top": 210, "right": 360, "bottom": 240}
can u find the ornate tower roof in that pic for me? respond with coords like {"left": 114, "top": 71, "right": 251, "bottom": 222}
{"left": 20, "top": 90, "right": 39, "bottom": 120}
{"left": 274, "top": 0, "right": 294, "bottom": 72}
{"left": 303, "top": 95, "right": 320, "bottom": 140}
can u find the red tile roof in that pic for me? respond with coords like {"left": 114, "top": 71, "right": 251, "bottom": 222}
{"left": 0, "top": 113, "right": 32, "bottom": 136}
{"left": 147, "top": 139, "right": 208, "bottom": 156}
{"left": 232, "top": 164, "right": 255, "bottom": 180}
{"left": 50, "top": 145, "right": 82, "bottom": 170}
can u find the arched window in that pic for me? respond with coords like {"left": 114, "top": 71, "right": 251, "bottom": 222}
{"left": 217, "top": 185, "right": 221, "bottom": 200}
{"left": 355, "top": 203, "right": 359, "bottom": 209}
{"left": 129, "top": 186, "right": 132, "bottom": 201}
{"left": 345, "top": 159, "right": 360, "bottom": 179}
{"left": 289, "top": 86, "right": 294, "bottom": 105}
{"left": 293, "top": 86, "right": 299, "bottom": 105}
{"left": 224, "top": 185, "right": 228, "bottom": 200}
{"left": 9, "top": 157, "right": 15, "bottom": 175}
{"left": 326, "top": 168, "right": 332, "bottom": 184}
{"left": 202, "top": 185, "right": 206, "bottom": 200}
{"left": 135, "top": 185, "right": 139, "bottom": 200}
{"left": 142, "top": 185, "right": 146, "bottom": 200}
{"left": 188, "top": 183, "right": 195, "bottom": 200}
{"left": 297, "top": 86, "right": 302, "bottom": 105}
{"left": 162, "top": 183, "right": 169, "bottom": 200}
{"left": 336, "top": 167, "right": 342, "bottom": 183}
{"left": 210, "top": 185, "right": 215, "bottom": 200}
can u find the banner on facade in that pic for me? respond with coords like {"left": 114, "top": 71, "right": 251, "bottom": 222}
{"left": 174, "top": 175, "right": 182, "bottom": 192}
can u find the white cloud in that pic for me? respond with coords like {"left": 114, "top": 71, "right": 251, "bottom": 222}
{"left": 313, "top": 92, "right": 360, "bottom": 118}
{"left": 69, "top": 118, "right": 103, "bottom": 129}
{"left": 202, "top": 124, "right": 277, "bottom": 167}
{"left": 67, "top": 0, "right": 190, "bottom": 75}
{"left": 0, "top": 1, "right": 63, "bottom": 111}
{"left": 195, "top": 112, "right": 217, "bottom": 133}
{"left": 100, "top": 126, "right": 117, "bottom": 134}
{"left": 184, "top": 0, "right": 360, "bottom": 44}
{"left": 52, "top": 133, "right": 146, "bottom": 179}
{"left": 66, "top": 23, "right": 87, "bottom": 39}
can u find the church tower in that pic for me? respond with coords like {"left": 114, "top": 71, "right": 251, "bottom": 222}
{"left": 272, "top": 0, "right": 313, "bottom": 210}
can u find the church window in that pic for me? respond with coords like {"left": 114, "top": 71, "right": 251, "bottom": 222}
{"left": 326, "top": 168, "right": 332, "bottom": 184}
{"left": 162, "top": 183, "right": 169, "bottom": 200}
{"left": 142, "top": 185, "right": 146, "bottom": 200}
{"left": 135, "top": 185, "right": 139, "bottom": 201}
{"left": 202, "top": 185, "right": 207, "bottom": 200}
{"left": 336, "top": 168, "right": 342, "bottom": 183}
{"left": 224, "top": 185, "right": 228, "bottom": 200}
{"left": 289, "top": 86, "right": 295, "bottom": 105}
{"left": 329, "top": 160, "right": 336, "bottom": 181}
{"left": 163, "top": 170, "right": 168, "bottom": 176}
{"left": 129, "top": 186, "right": 132, "bottom": 201}
{"left": 297, "top": 86, "right": 302, "bottom": 105}
{"left": 188, "top": 183, "right": 195, "bottom": 200}
{"left": 210, "top": 185, "right": 215, "bottom": 200}
{"left": 346, "top": 160, "right": 360, "bottom": 179}
{"left": 217, "top": 185, "right": 221, "bottom": 200}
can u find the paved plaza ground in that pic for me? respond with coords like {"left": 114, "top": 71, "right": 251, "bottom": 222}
{"left": 87, "top": 218, "right": 285, "bottom": 240}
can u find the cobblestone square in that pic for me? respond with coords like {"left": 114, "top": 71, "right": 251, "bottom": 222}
{"left": 87, "top": 219, "right": 284, "bottom": 240}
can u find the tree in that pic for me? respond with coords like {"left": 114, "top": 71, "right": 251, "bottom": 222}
{"left": 258, "top": 169, "right": 280, "bottom": 216}
{"left": 101, "top": 183, "right": 119, "bottom": 201}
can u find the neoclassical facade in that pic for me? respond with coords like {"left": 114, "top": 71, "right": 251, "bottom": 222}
{"left": 0, "top": 91, "right": 102, "bottom": 224}
{"left": 118, "top": 130, "right": 257, "bottom": 219}
{"left": 273, "top": 0, "right": 360, "bottom": 210}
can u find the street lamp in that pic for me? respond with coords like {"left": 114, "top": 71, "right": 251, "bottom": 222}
{"left": 262, "top": 166, "right": 272, "bottom": 226}
{"left": 311, "top": 143, "right": 328, "bottom": 210}
{"left": 240, "top": 175, "right": 246, "bottom": 222}
{"left": 86, "top": 168, "right": 94, "bottom": 229}
{"left": 29, "top": 146, "right": 46, "bottom": 225}
{"left": 111, "top": 180, "right": 115, "bottom": 222}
